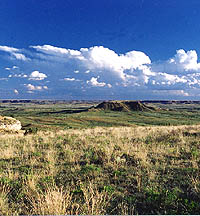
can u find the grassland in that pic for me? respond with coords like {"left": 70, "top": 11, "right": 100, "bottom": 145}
{"left": 2, "top": 101, "right": 200, "bottom": 130}
{"left": 0, "top": 101, "right": 200, "bottom": 214}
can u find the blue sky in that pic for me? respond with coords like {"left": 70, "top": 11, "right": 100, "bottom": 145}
{"left": 1, "top": 0, "right": 200, "bottom": 100}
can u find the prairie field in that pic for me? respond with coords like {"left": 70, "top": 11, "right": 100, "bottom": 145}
{"left": 0, "top": 101, "right": 200, "bottom": 214}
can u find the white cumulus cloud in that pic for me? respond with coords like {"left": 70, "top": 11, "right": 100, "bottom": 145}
{"left": 64, "top": 78, "right": 76, "bottom": 81}
{"left": 30, "top": 44, "right": 81, "bottom": 57}
{"left": 31, "top": 45, "right": 151, "bottom": 82}
{"left": 9, "top": 73, "right": 27, "bottom": 78}
{"left": 79, "top": 46, "right": 151, "bottom": 80}
{"left": 171, "top": 49, "right": 200, "bottom": 71}
{"left": 0, "top": 45, "right": 29, "bottom": 61}
{"left": 0, "top": 45, "right": 19, "bottom": 53}
{"left": 152, "top": 49, "right": 200, "bottom": 75}
{"left": 3, "top": 44, "right": 200, "bottom": 99}
{"left": 14, "top": 89, "right": 19, "bottom": 94}
{"left": 5, "top": 65, "right": 19, "bottom": 70}
{"left": 25, "top": 84, "right": 48, "bottom": 91}
{"left": 86, "top": 77, "right": 112, "bottom": 87}
{"left": 29, "top": 71, "right": 47, "bottom": 80}
{"left": 12, "top": 53, "right": 28, "bottom": 61}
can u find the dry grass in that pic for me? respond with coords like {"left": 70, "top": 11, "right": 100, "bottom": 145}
{"left": 25, "top": 185, "right": 73, "bottom": 215}
{"left": 0, "top": 124, "right": 200, "bottom": 214}
{"left": 0, "top": 184, "right": 12, "bottom": 215}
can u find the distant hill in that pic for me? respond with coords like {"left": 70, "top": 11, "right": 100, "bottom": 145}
{"left": 94, "top": 101, "right": 157, "bottom": 112}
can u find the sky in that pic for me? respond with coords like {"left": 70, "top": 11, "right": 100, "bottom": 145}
{"left": 1, "top": 0, "right": 200, "bottom": 100}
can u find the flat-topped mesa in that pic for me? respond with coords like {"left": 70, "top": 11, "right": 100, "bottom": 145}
{"left": 0, "top": 116, "right": 22, "bottom": 132}
{"left": 95, "top": 100, "right": 157, "bottom": 112}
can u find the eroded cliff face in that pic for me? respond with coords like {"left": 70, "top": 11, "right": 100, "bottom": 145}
{"left": 0, "top": 116, "right": 22, "bottom": 131}
{"left": 95, "top": 101, "right": 157, "bottom": 112}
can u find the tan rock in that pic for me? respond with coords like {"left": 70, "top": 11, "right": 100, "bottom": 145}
{"left": 0, "top": 116, "right": 22, "bottom": 131}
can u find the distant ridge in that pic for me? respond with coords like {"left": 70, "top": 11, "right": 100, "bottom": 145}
{"left": 94, "top": 101, "right": 157, "bottom": 112}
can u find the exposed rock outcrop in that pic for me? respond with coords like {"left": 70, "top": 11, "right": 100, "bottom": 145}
{"left": 0, "top": 116, "right": 22, "bottom": 132}
{"left": 94, "top": 101, "right": 157, "bottom": 112}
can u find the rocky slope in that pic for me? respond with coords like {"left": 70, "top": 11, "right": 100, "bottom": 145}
{"left": 0, "top": 116, "right": 22, "bottom": 132}
{"left": 95, "top": 101, "right": 157, "bottom": 112}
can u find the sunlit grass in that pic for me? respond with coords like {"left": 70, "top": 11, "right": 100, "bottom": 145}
{"left": 3, "top": 102, "right": 200, "bottom": 130}
{"left": 0, "top": 125, "right": 200, "bottom": 214}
